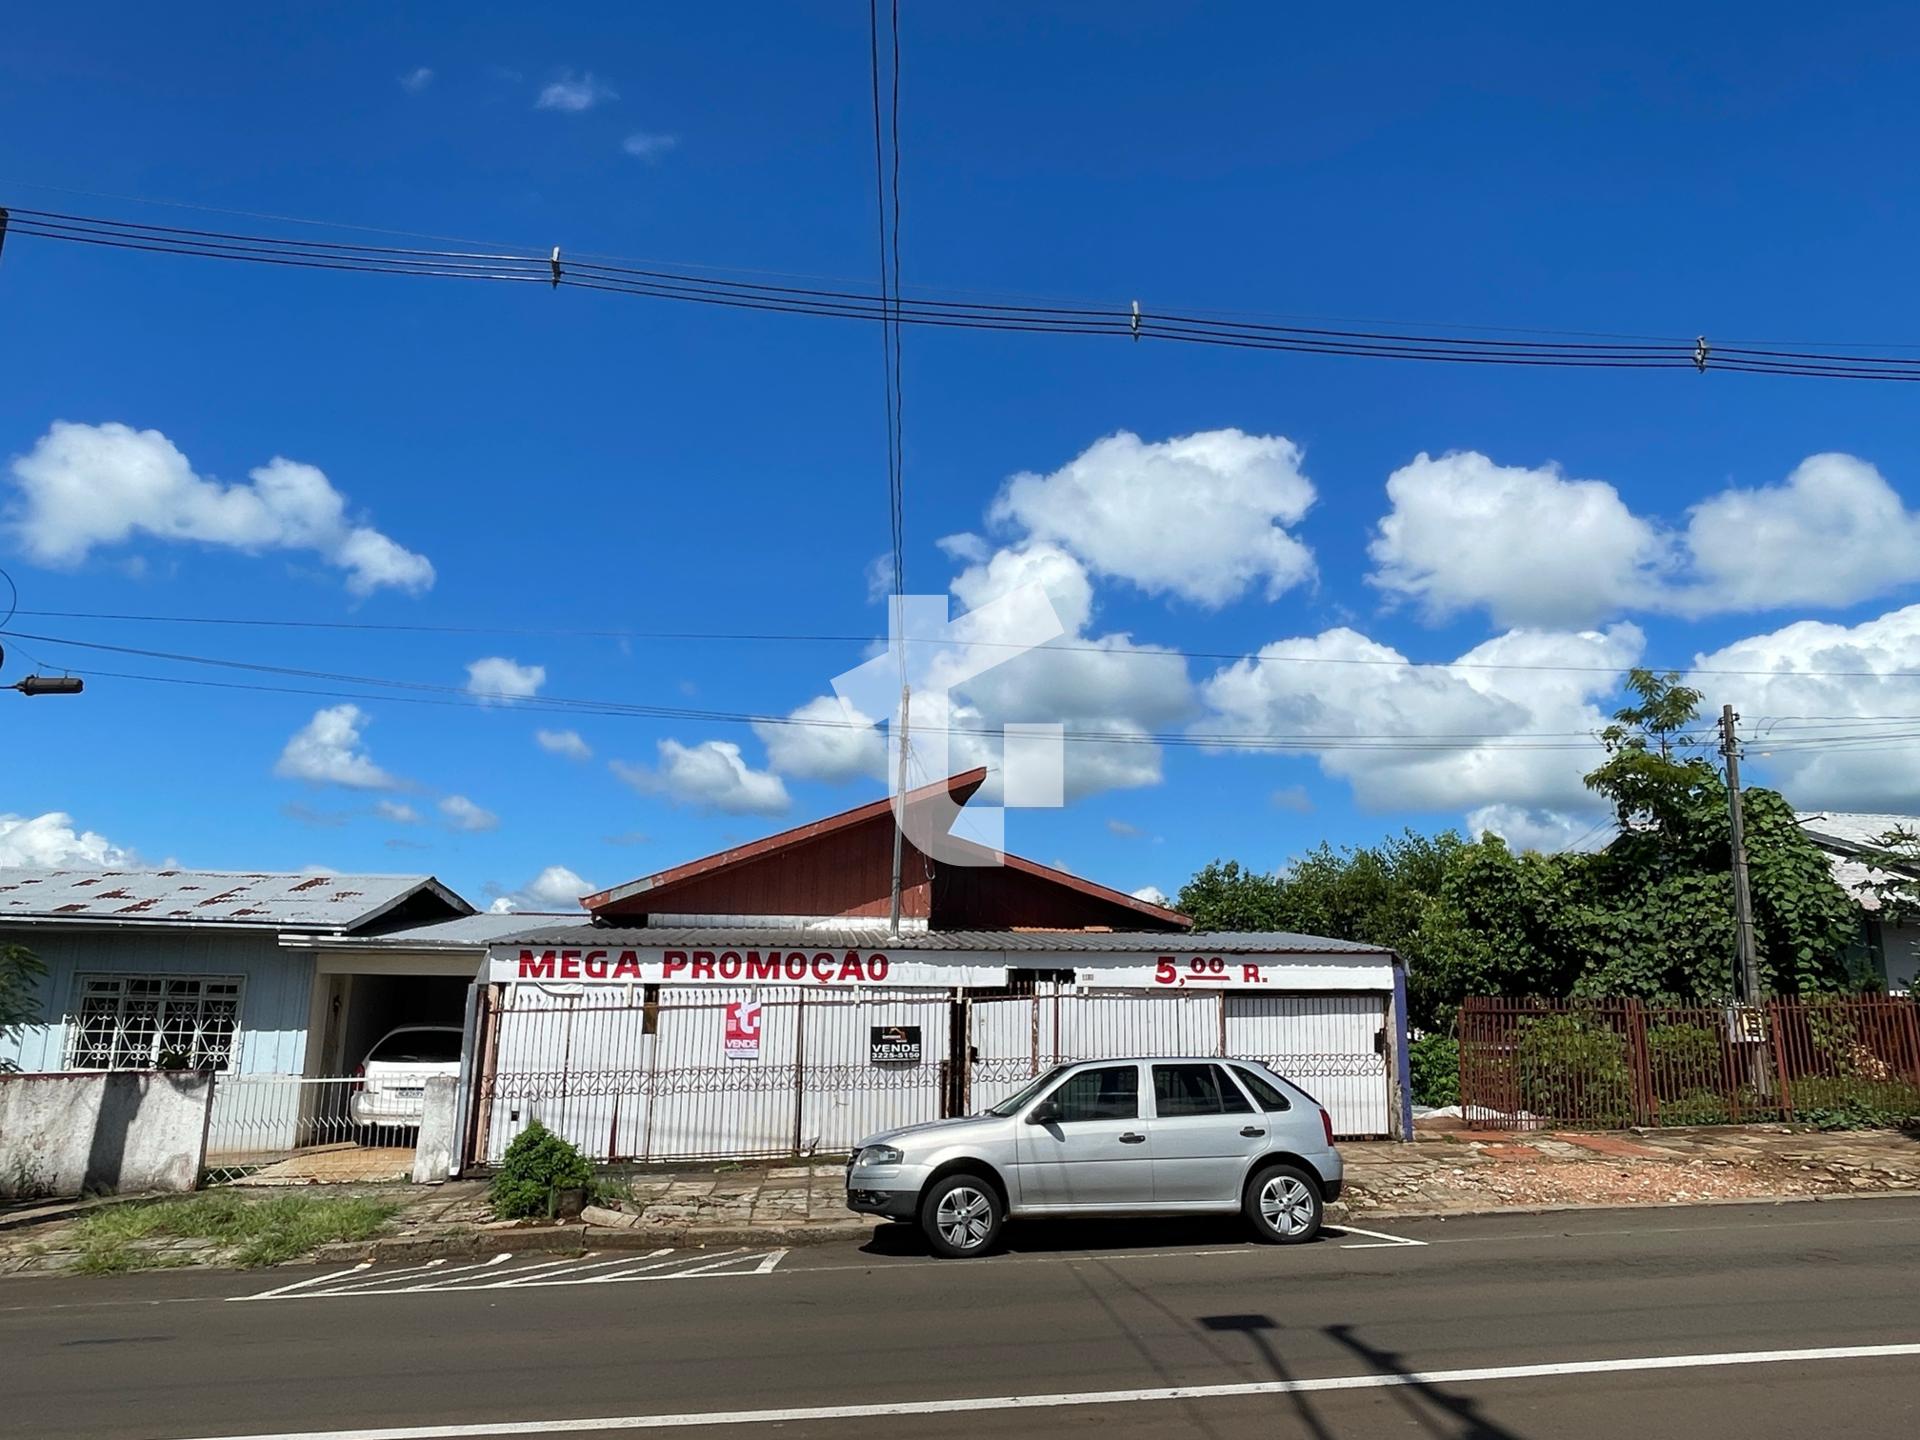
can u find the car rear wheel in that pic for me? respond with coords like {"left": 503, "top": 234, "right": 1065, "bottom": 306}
{"left": 920, "top": 1173, "right": 1003, "bottom": 1258}
{"left": 1245, "top": 1163, "right": 1322, "bottom": 1244}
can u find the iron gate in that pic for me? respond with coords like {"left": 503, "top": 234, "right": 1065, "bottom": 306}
{"left": 965, "top": 990, "right": 1391, "bottom": 1138}
{"left": 468, "top": 984, "right": 951, "bottom": 1166}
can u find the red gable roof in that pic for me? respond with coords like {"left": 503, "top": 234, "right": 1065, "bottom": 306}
{"left": 585, "top": 768, "right": 1189, "bottom": 930}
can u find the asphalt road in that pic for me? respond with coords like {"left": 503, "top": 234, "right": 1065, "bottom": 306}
{"left": 3, "top": 1197, "right": 1917, "bottom": 1440}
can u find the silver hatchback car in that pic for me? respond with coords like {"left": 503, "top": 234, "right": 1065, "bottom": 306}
{"left": 846, "top": 1057, "right": 1343, "bottom": 1257}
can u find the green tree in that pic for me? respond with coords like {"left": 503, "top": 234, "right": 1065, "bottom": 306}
{"left": 1177, "top": 860, "right": 1285, "bottom": 931}
{"left": 0, "top": 943, "right": 47, "bottom": 1071}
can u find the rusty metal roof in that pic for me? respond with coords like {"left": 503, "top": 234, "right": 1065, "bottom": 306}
{"left": 0, "top": 867, "right": 472, "bottom": 931}
{"left": 493, "top": 924, "right": 1393, "bottom": 956}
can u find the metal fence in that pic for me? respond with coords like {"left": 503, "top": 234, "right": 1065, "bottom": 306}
{"left": 1459, "top": 995, "right": 1920, "bottom": 1130}
{"left": 203, "top": 1075, "right": 417, "bottom": 1182}
{"left": 967, "top": 991, "right": 1391, "bottom": 1138}
{"left": 469, "top": 986, "right": 951, "bottom": 1166}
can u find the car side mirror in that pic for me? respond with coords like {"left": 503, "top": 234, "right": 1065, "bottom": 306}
{"left": 1027, "top": 1099, "right": 1061, "bottom": 1125}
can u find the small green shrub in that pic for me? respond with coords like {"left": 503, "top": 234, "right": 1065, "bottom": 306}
{"left": 1516, "top": 1014, "right": 1633, "bottom": 1126}
{"left": 1409, "top": 1034, "right": 1459, "bottom": 1107}
{"left": 1655, "top": 1088, "right": 1732, "bottom": 1126}
{"left": 1789, "top": 1077, "right": 1920, "bottom": 1130}
{"left": 490, "top": 1122, "right": 593, "bottom": 1219}
{"left": 1645, "top": 1022, "right": 1723, "bottom": 1098}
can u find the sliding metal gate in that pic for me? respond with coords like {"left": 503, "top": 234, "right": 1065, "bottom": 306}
{"left": 468, "top": 984, "right": 950, "bottom": 1166}
{"left": 966, "top": 990, "right": 1391, "bottom": 1138}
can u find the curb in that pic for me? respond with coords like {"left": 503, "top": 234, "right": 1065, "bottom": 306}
{"left": 1342, "top": 1184, "right": 1920, "bottom": 1225}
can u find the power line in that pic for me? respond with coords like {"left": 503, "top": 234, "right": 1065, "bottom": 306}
{"left": 21, "top": 607, "right": 1920, "bottom": 683}
{"left": 17, "top": 623, "right": 1920, "bottom": 762}
{"left": 14, "top": 206, "right": 1920, "bottom": 380}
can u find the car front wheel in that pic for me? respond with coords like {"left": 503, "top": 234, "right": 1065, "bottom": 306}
{"left": 920, "top": 1173, "right": 1003, "bottom": 1258}
{"left": 1245, "top": 1163, "right": 1322, "bottom": 1244}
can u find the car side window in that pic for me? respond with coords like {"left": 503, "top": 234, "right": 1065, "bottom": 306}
{"left": 1152, "top": 1063, "right": 1253, "bottom": 1117}
{"left": 1231, "top": 1065, "right": 1293, "bottom": 1113}
{"left": 1043, "top": 1065, "right": 1140, "bottom": 1122}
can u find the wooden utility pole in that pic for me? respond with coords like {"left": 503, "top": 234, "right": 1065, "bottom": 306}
{"left": 1719, "top": 704, "right": 1764, "bottom": 1003}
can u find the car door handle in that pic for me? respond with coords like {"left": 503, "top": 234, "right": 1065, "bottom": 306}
{"left": 1118, "top": 1132, "right": 1147, "bottom": 1144}
{"left": 1240, "top": 1126, "right": 1267, "bottom": 1138}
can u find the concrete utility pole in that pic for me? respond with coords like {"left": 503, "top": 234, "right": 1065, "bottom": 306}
{"left": 888, "top": 680, "right": 910, "bottom": 935}
{"left": 1719, "top": 704, "right": 1763, "bottom": 1003}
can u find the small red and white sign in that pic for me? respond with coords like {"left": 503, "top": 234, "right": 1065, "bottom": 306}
{"left": 723, "top": 999, "right": 762, "bottom": 1061}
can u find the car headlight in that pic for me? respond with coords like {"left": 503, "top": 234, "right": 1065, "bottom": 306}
{"left": 855, "top": 1144, "right": 904, "bottom": 1167}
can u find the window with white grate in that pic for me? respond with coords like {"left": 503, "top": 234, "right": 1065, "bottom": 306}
{"left": 64, "top": 974, "right": 243, "bottom": 1071}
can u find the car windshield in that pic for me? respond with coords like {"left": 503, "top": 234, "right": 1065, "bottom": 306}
{"left": 983, "top": 1065, "right": 1069, "bottom": 1117}
{"left": 367, "top": 1029, "right": 461, "bottom": 1064}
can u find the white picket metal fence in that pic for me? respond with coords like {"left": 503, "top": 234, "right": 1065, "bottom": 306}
{"left": 966, "top": 990, "right": 1391, "bottom": 1138}
{"left": 203, "top": 1075, "right": 416, "bottom": 1182}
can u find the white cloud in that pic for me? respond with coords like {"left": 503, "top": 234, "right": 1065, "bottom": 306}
{"left": 753, "top": 696, "right": 886, "bottom": 784}
{"left": 989, "top": 429, "right": 1315, "bottom": 607}
{"left": 1270, "top": 785, "right": 1314, "bottom": 813}
{"left": 1130, "top": 884, "right": 1170, "bottom": 906}
{"left": 1106, "top": 819, "right": 1145, "bottom": 838}
{"left": 0, "top": 812, "right": 134, "bottom": 867}
{"left": 1676, "top": 453, "right": 1920, "bottom": 616}
{"left": 7, "top": 423, "right": 434, "bottom": 595}
{"left": 535, "top": 728, "right": 592, "bottom": 761}
{"left": 621, "top": 131, "right": 678, "bottom": 159}
{"left": 489, "top": 864, "right": 593, "bottom": 913}
{"left": 537, "top": 70, "right": 616, "bottom": 111}
{"left": 1368, "top": 448, "right": 1920, "bottom": 627}
{"left": 767, "top": 542, "right": 1193, "bottom": 803}
{"left": 1465, "top": 804, "right": 1611, "bottom": 854}
{"left": 465, "top": 656, "right": 545, "bottom": 703}
{"left": 1693, "top": 602, "right": 1920, "bottom": 809}
{"left": 1369, "top": 451, "right": 1669, "bottom": 627}
{"left": 614, "top": 740, "right": 790, "bottom": 815}
{"left": 374, "top": 799, "right": 421, "bottom": 824}
{"left": 399, "top": 66, "right": 434, "bottom": 92}
{"left": 274, "top": 705, "right": 398, "bottom": 790}
{"left": 1200, "top": 623, "right": 1644, "bottom": 813}
{"left": 439, "top": 794, "right": 499, "bottom": 832}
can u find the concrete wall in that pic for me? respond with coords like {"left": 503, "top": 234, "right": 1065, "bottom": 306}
{"left": 0, "top": 927, "right": 315, "bottom": 1075}
{"left": 0, "top": 1070, "right": 212, "bottom": 1198}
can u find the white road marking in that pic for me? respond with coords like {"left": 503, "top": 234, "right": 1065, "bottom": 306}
{"left": 1327, "top": 1224, "right": 1427, "bottom": 1249}
{"left": 229, "top": 1262, "right": 372, "bottom": 1302}
{"left": 234, "top": 1248, "right": 788, "bottom": 1299}
{"left": 487, "top": 1250, "right": 673, "bottom": 1286}
{"left": 662, "top": 1250, "right": 783, "bottom": 1280}
{"left": 145, "top": 1341, "right": 1920, "bottom": 1438}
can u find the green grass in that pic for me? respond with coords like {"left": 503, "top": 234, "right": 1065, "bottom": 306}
{"left": 67, "top": 1191, "right": 402, "bottom": 1273}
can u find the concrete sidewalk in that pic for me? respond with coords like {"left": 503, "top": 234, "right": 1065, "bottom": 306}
{"left": 1344, "top": 1122, "right": 1920, "bottom": 1215}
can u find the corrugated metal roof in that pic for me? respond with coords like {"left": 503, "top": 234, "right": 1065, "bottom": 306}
{"left": 0, "top": 867, "right": 470, "bottom": 930}
{"left": 1799, "top": 810, "right": 1920, "bottom": 908}
{"left": 493, "top": 924, "right": 1392, "bottom": 956}
{"left": 313, "top": 911, "right": 584, "bottom": 948}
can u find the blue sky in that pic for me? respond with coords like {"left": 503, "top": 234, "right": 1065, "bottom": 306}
{"left": 7, "top": 3, "right": 1920, "bottom": 911}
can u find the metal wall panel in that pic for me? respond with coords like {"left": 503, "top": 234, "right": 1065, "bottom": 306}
{"left": 1224, "top": 993, "right": 1389, "bottom": 1138}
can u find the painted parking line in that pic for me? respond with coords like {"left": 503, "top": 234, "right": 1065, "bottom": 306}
{"left": 234, "top": 1248, "right": 788, "bottom": 1300}
{"left": 145, "top": 1340, "right": 1920, "bottom": 1438}
{"left": 1324, "top": 1223, "right": 1427, "bottom": 1249}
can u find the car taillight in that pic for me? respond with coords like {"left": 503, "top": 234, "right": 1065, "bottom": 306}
{"left": 1320, "top": 1108, "right": 1335, "bottom": 1146}
{"left": 352, "top": 1064, "right": 365, "bottom": 1091}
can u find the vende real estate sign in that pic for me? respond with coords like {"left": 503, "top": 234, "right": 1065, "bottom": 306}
{"left": 489, "top": 945, "right": 1010, "bottom": 989}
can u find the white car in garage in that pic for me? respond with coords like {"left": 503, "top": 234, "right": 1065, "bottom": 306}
{"left": 350, "top": 1025, "right": 463, "bottom": 1129}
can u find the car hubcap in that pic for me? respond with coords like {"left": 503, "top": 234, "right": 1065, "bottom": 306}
{"left": 936, "top": 1186, "right": 992, "bottom": 1248}
{"left": 1260, "top": 1176, "right": 1315, "bottom": 1236}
